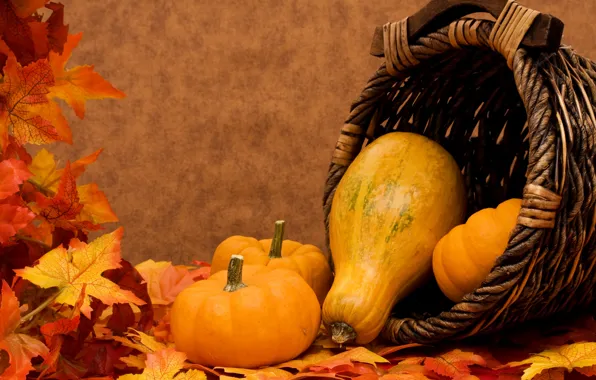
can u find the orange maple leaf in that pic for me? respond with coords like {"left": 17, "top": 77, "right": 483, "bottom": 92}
{"left": 0, "top": 41, "right": 71, "bottom": 148}
{"left": 0, "top": 280, "right": 49, "bottom": 378}
{"left": 49, "top": 33, "right": 125, "bottom": 119}
{"left": 424, "top": 349, "right": 487, "bottom": 379}
{"left": 14, "top": 227, "right": 146, "bottom": 318}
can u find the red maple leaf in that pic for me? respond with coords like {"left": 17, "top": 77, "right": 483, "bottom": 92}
{"left": 35, "top": 161, "right": 83, "bottom": 222}
{"left": 0, "top": 195, "right": 35, "bottom": 244}
{"left": 0, "top": 158, "right": 31, "bottom": 199}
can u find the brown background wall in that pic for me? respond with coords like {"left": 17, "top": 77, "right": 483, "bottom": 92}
{"left": 54, "top": 0, "right": 596, "bottom": 264}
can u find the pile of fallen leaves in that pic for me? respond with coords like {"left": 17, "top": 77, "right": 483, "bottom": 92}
{"left": 3, "top": 0, "right": 596, "bottom": 379}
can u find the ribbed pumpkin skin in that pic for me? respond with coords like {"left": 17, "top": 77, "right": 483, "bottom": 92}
{"left": 170, "top": 264, "right": 321, "bottom": 368}
{"left": 210, "top": 237, "right": 332, "bottom": 305}
{"left": 432, "top": 198, "right": 522, "bottom": 303}
{"left": 323, "top": 132, "right": 467, "bottom": 345}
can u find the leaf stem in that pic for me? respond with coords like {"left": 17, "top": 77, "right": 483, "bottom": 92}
{"left": 20, "top": 289, "right": 61, "bottom": 325}
{"left": 268, "top": 220, "right": 285, "bottom": 259}
{"left": 14, "top": 234, "right": 51, "bottom": 250}
{"left": 223, "top": 255, "right": 247, "bottom": 292}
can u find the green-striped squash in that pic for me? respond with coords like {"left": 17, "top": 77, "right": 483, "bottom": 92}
{"left": 322, "top": 132, "right": 467, "bottom": 345}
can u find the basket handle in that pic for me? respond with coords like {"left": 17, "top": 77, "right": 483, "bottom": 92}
{"left": 370, "top": 0, "right": 564, "bottom": 57}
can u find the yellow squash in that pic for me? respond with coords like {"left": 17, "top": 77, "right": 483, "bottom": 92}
{"left": 432, "top": 198, "right": 522, "bottom": 303}
{"left": 322, "top": 132, "right": 467, "bottom": 345}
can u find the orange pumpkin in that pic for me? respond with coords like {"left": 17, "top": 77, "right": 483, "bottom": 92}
{"left": 210, "top": 220, "right": 332, "bottom": 304}
{"left": 170, "top": 255, "right": 321, "bottom": 368}
{"left": 432, "top": 198, "right": 522, "bottom": 303}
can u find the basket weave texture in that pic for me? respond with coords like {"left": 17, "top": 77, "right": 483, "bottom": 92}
{"left": 323, "top": 0, "right": 596, "bottom": 344}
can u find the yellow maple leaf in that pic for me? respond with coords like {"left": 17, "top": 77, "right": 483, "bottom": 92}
{"left": 117, "top": 348, "right": 205, "bottom": 380}
{"left": 14, "top": 227, "right": 145, "bottom": 318}
{"left": 274, "top": 346, "right": 335, "bottom": 371}
{"left": 216, "top": 367, "right": 292, "bottom": 380}
{"left": 49, "top": 33, "right": 126, "bottom": 119}
{"left": 509, "top": 342, "right": 596, "bottom": 380}
{"left": 113, "top": 329, "right": 170, "bottom": 354}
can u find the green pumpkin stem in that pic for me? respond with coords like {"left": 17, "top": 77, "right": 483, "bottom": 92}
{"left": 224, "top": 255, "right": 247, "bottom": 292}
{"left": 330, "top": 322, "right": 357, "bottom": 345}
{"left": 268, "top": 220, "right": 285, "bottom": 259}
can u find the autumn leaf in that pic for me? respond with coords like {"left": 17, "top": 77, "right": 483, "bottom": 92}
{"left": 216, "top": 367, "right": 293, "bottom": 380}
{"left": 118, "top": 348, "right": 206, "bottom": 380}
{"left": 0, "top": 280, "right": 49, "bottom": 378}
{"left": 49, "top": 32, "right": 125, "bottom": 119}
{"left": 275, "top": 346, "right": 335, "bottom": 371}
{"left": 37, "top": 285, "right": 85, "bottom": 377}
{"left": 28, "top": 148, "right": 117, "bottom": 226}
{"left": 28, "top": 147, "right": 102, "bottom": 194}
{"left": 14, "top": 227, "right": 146, "bottom": 318}
{"left": 10, "top": 0, "right": 48, "bottom": 18}
{"left": 0, "top": 195, "right": 35, "bottom": 244}
{"left": 304, "top": 346, "right": 388, "bottom": 377}
{"left": 0, "top": 45, "right": 71, "bottom": 148}
{"left": 76, "top": 183, "right": 118, "bottom": 224}
{"left": 0, "top": 158, "right": 31, "bottom": 199}
{"left": 34, "top": 161, "right": 83, "bottom": 221}
{"left": 387, "top": 362, "right": 433, "bottom": 380}
{"left": 0, "top": 2, "right": 37, "bottom": 67}
{"left": 134, "top": 260, "right": 198, "bottom": 306}
{"left": 423, "top": 349, "right": 487, "bottom": 379}
{"left": 508, "top": 342, "right": 596, "bottom": 380}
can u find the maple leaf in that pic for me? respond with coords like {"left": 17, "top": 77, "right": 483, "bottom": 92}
{"left": 0, "top": 195, "right": 35, "bottom": 244}
{"left": 10, "top": 0, "right": 48, "bottom": 18}
{"left": 49, "top": 32, "right": 125, "bottom": 119}
{"left": 0, "top": 158, "right": 31, "bottom": 199}
{"left": 424, "top": 349, "right": 487, "bottom": 379}
{"left": 0, "top": 3, "right": 37, "bottom": 68}
{"left": 0, "top": 280, "right": 49, "bottom": 378}
{"left": 217, "top": 367, "right": 293, "bottom": 380}
{"left": 28, "top": 147, "right": 102, "bottom": 193}
{"left": 37, "top": 285, "right": 85, "bottom": 377}
{"left": 0, "top": 43, "right": 72, "bottom": 148}
{"left": 508, "top": 343, "right": 596, "bottom": 380}
{"left": 304, "top": 346, "right": 389, "bottom": 377}
{"left": 275, "top": 346, "right": 335, "bottom": 371}
{"left": 34, "top": 161, "right": 83, "bottom": 223}
{"left": 118, "top": 348, "right": 206, "bottom": 380}
{"left": 134, "top": 260, "right": 198, "bottom": 306}
{"left": 77, "top": 183, "right": 118, "bottom": 224}
{"left": 14, "top": 227, "right": 146, "bottom": 318}
{"left": 387, "top": 362, "right": 433, "bottom": 380}
{"left": 44, "top": 2, "right": 69, "bottom": 54}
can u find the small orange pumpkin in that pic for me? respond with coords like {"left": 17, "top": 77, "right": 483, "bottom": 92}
{"left": 432, "top": 198, "right": 522, "bottom": 303}
{"left": 210, "top": 220, "right": 332, "bottom": 304}
{"left": 170, "top": 255, "right": 321, "bottom": 368}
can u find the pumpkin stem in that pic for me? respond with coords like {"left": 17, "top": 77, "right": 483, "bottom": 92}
{"left": 268, "top": 220, "right": 285, "bottom": 259}
{"left": 223, "top": 255, "right": 247, "bottom": 292}
{"left": 330, "top": 322, "right": 357, "bottom": 345}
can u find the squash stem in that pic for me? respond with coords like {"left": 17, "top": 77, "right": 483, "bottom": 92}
{"left": 330, "top": 322, "right": 357, "bottom": 345}
{"left": 223, "top": 255, "right": 247, "bottom": 292}
{"left": 268, "top": 220, "right": 285, "bottom": 259}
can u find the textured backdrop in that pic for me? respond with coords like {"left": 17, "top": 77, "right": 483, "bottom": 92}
{"left": 53, "top": 0, "right": 596, "bottom": 264}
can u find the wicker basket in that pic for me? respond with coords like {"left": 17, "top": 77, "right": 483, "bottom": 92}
{"left": 323, "top": 0, "right": 596, "bottom": 345}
